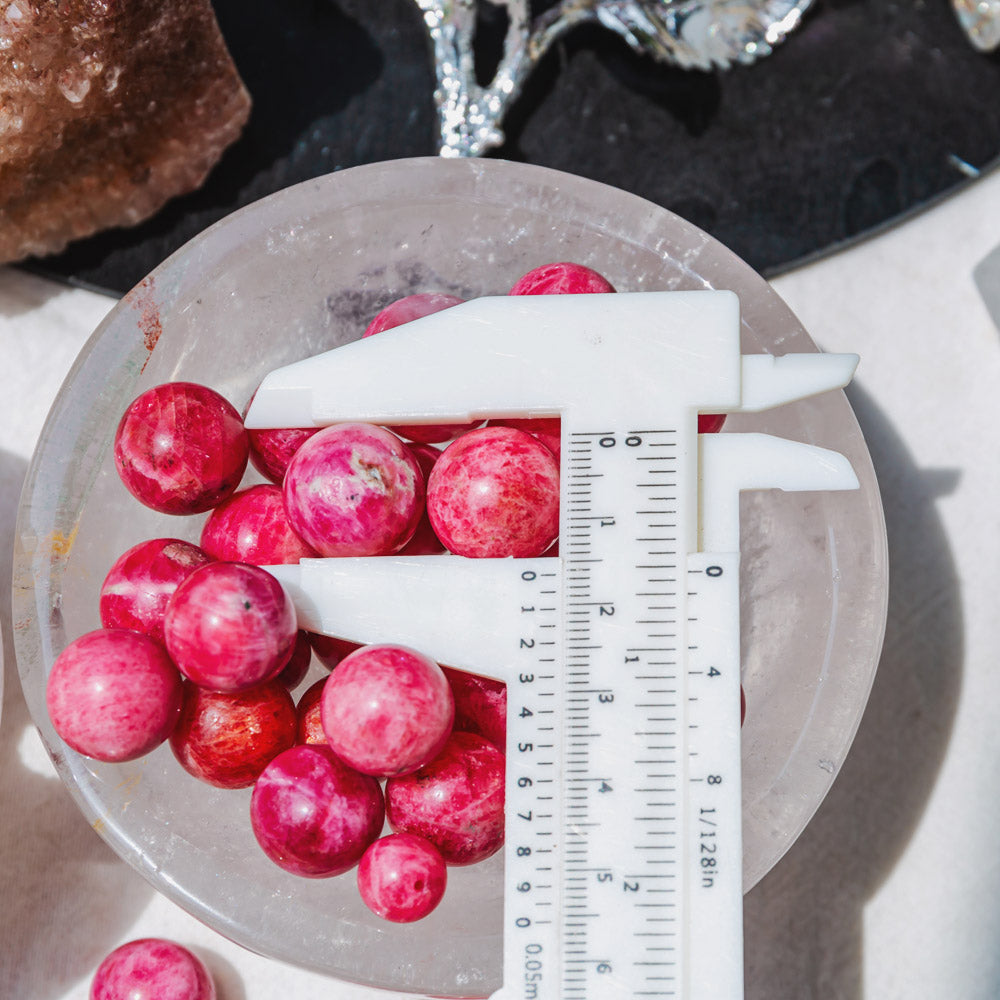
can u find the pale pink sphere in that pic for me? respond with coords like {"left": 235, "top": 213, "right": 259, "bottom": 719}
{"left": 199, "top": 484, "right": 317, "bottom": 565}
{"left": 508, "top": 261, "right": 615, "bottom": 295}
{"left": 385, "top": 731, "right": 505, "bottom": 866}
{"left": 47, "top": 629, "right": 183, "bottom": 763}
{"left": 163, "top": 562, "right": 298, "bottom": 692}
{"left": 363, "top": 293, "right": 480, "bottom": 444}
{"left": 99, "top": 538, "right": 212, "bottom": 644}
{"left": 113, "top": 381, "right": 248, "bottom": 515}
{"left": 90, "top": 938, "right": 215, "bottom": 1000}
{"left": 357, "top": 833, "right": 447, "bottom": 923}
{"left": 427, "top": 426, "right": 560, "bottom": 558}
{"left": 250, "top": 743, "right": 385, "bottom": 878}
{"left": 283, "top": 422, "right": 424, "bottom": 557}
{"left": 322, "top": 644, "right": 454, "bottom": 777}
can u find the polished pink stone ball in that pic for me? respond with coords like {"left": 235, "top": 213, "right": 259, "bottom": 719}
{"left": 321, "top": 644, "right": 454, "bottom": 777}
{"left": 46, "top": 629, "right": 183, "bottom": 763}
{"left": 282, "top": 422, "right": 424, "bottom": 557}
{"left": 250, "top": 743, "right": 385, "bottom": 878}
{"left": 508, "top": 261, "right": 615, "bottom": 295}
{"left": 90, "top": 938, "right": 215, "bottom": 1000}
{"left": 113, "top": 381, "right": 248, "bottom": 515}
{"left": 442, "top": 666, "right": 507, "bottom": 752}
{"left": 99, "top": 537, "right": 212, "bottom": 645}
{"left": 487, "top": 416, "right": 561, "bottom": 464}
{"left": 295, "top": 677, "right": 328, "bottom": 746}
{"left": 426, "top": 426, "right": 559, "bottom": 558}
{"left": 385, "top": 731, "right": 505, "bottom": 866}
{"left": 163, "top": 562, "right": 298, "bottom": 692}
{"left": 199, "top": 484, "right": 317, "bottom": 565}
{"left": 357, "top": 833, "right": 447, "bottom": 923}
{"left": 168, "top": 680, "right": 297, "bottom": 789}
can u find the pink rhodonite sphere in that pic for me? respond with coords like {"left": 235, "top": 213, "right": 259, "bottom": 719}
{"left": 113, "top": 381, "right": 249, "bottom": 515}
{"left": 250, "top": 743, "right": 385, "bottom": 878}
{"left": 427, "top": 426, "right": 560, "bottom": 558}
{"left": 321, "top": 644, "right": 454, "bottom": 777}
{"left": 99, "top": 538, "right": 212, "bottom": 644}
{"left": 282, "top": 422, "right": 424, "bottom": 557}
{"left": 163, "top": 562, "right": 297, "bottom": 692}
{"left": 46, "top": 629, "right": 183, "bottom": 763}
{"left": 199, "top": 484, "right": 317, "bottom": 565}
{"left": 357, "top": 833, "right": 447, "bottom": 923}
{"left": 508, "top": 261, "right": 616, "bottom": 295}
{"left": 385, "top": 731, "right": 505, "bottom": 866}
{"left": 90, "top": 938, "right": 215, "bottom": 1000}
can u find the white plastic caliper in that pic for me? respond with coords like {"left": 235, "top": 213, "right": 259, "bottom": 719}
{"left": 245, "top": 292, "right": 859, "bottom": 1000}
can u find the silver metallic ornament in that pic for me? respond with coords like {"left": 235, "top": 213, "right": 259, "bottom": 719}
{"left": 415, "top": 0, "right": 815, "bottom": 156}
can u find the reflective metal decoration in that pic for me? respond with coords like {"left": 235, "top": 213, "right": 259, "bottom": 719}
{"left": 416, "top": 0, "right": 815, "bottom": 156}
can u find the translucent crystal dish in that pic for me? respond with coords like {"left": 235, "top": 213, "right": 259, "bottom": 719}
{"left": 13, "top": 157, "right": 887, "bottom": 997}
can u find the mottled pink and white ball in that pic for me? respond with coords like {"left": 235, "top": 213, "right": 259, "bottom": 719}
{"left": 250, "top": 743, "right": 385, "bottom": 878}
{"left": 487, "top": 416, "right": 561, "bottom": 464}
{"left": 113, "top": 381, "right": 248, "bottom": 515}
{"left": 99, "top": 538, "right": 212, "bottom": 644}
{"left": 322, "top": 644, "right": 454, "bottom": 777}
{"left": 358, "top": 833, "right": 447, "bottom": 923}
{"left": 47, "top": 629, "right": 183, "bottom": 763}
{"left": 90, "top": 938, "right": 215, "bottom": 1000}
{"left": 508, "top": 261, "right": 615, "bottom": 295}
{"left": 283, "top": 422, "right": 424, "bottom": 557}
{"left": 427, "top": 426, "right": 559, "bottom": 558}
{"left": 163, "top": 562, "right": 297, "bottom": 692}
{"left": 385, "top": 730, "right": 505, "bottom": 866}
{"left": 199, "top": 484, "right": 317, "bottom": 565}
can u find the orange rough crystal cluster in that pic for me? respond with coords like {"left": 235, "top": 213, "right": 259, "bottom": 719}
{"left": 0, "top": 0, "right": 251, "bottom": 264}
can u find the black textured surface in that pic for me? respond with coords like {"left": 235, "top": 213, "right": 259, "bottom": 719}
{"left": 23, "top": 0, "right": 1000, "bottom": 296}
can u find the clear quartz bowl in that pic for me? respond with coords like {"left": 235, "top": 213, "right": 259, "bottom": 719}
{"left": 13, "top": 157, "right": 887, "bottom": 998}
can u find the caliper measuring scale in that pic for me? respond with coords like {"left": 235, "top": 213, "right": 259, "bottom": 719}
{"left": 245, "top": 291, "right": 860, "bottom": 1000}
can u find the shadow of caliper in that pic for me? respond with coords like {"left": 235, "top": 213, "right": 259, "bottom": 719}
{"left": 246, "top": 291, "right": 859, "bottom": 1000}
